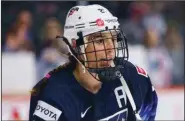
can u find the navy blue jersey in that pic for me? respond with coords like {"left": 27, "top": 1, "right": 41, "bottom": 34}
{"left": 29, "top": 60, "right": 158, "bottom": 121}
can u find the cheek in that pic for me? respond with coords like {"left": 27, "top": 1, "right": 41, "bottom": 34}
{"left": 85, "top": 44, "right": 105, "bottom": 61}
{"left": 85, "top": 44, "right": 96, "bottom": 61}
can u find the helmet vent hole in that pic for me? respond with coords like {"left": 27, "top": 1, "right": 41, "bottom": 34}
{"left": 113, "top": 26, "right": 116, "bottom": 29}
{"left": 79, "top": 16, "right": 81, "bottom": 19}
{"left": 105, "top": 26, "right": 108, "bottom": 30}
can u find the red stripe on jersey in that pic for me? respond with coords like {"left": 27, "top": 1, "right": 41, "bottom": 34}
{"left": 135, "top": 66, "right": 148, "bottom": 77}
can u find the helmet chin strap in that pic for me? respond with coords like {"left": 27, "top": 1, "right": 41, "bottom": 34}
{"left": 110, "top": 62, "right": 142, "bottom": 121}
{"left": 80, "top": 45, "right": 87, "bottom": 73}
{"left": 67, "top": 44, "right": 86, "bottom": 73}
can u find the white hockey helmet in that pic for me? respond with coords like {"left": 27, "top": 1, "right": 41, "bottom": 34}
{"left": 64, "top": 4, "right": 120, "bottom": 44}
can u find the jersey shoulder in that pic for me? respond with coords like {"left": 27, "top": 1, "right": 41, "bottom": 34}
{"left": 120, "top": 60, "right": 158, "bottom": 120}
{"left": 123, "top": 60, "right": 152, "bottom": 99}
{"left": 124, "top": 60, "right": 148, "bottom": 79}
{"left": 32, "top": 66, "right": 73, "bottom": 97}
{"left": 30, "top": 66, "right": 80, "bottom": 121}
{"left": 40, "top": 65, "right": 78, "bottom": 103}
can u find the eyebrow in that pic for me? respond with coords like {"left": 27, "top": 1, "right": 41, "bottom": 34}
{"left": 87, "top": 32, "right": 117, "bottom": 42}
{"left": 88, "top": 34, "right": 101, "bottom": 41}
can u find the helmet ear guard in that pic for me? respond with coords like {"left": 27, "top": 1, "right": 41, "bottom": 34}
{"left": 76, "top": 31, "right": 84, "bottom": 46}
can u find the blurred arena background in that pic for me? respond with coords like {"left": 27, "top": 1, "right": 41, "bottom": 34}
{"left": 1, "top": 1, "right": 184, "bottom": 120}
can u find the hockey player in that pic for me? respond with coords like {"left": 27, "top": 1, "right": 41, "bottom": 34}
{"left": 29, "top": 4, "right": 158, "bottom": 121}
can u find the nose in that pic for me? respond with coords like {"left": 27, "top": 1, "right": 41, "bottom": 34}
{"left": 105, "top": 39, "right": 114, "bottom": 57}
{"left": 105, "top": 39, "right": 114, "bottom": 49}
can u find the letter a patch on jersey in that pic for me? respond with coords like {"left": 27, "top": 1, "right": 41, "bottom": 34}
{"left": 135, "top": 65, "right": 148, "bottom": 77}
{"left": 33, "top": 100, "right": 62, "bottom": 121}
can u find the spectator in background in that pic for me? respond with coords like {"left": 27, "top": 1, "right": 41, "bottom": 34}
{"left": 37, "top": 17, "right": 68, "bottom": 80}
{"left": 3, "top": 10, "right": 34, "bottom": 52}
{"left": 143, "top": 28, "right": 173, "bottom": 88}
{"left": 165, "top": 23, "right": 184, "bottom": 85}
{"left": 4, "top": 31, "right": 21, "bottom": 52}
{"left": 121, "top": 2, "right": 150, "bottom": 45}
{"left": 142, "top": 2, "right": 167, "bottom": 43}
{"left": 40, "top": 17, "right": 62, "bottom": 49}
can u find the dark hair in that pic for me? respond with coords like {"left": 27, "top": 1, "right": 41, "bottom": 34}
{"left": 30, "top": 55, "right": 77, "bottom": 96}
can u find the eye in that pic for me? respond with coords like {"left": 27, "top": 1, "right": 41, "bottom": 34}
{"left": 95, "top": 38, "right": 104, "bottom": 44}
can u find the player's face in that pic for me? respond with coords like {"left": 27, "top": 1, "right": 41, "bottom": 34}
{"left": 84, "top": 31, "right": 117, "bottom": 68}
